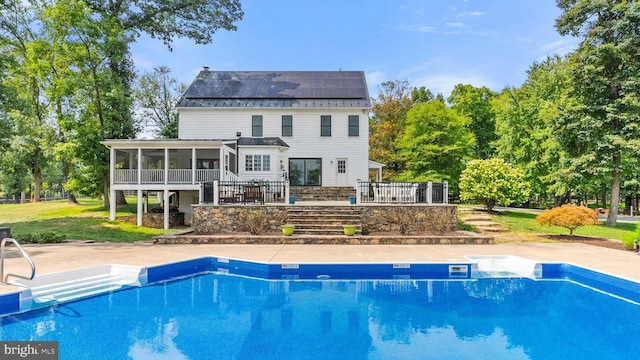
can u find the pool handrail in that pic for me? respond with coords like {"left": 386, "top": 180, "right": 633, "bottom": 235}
{"left": 1, "top": 237, "right": 36, "bottom": 285}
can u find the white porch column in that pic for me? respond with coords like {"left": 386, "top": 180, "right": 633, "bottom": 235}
{"left": 164, "top": 148, "right": 169, "bottom": 184}
{"left": 192, "top": 148, "right": 197, "bottom": 184}
{"left": 137, "top": 189, "right": 143, "bottom": 226}
{"left": 109, "top": 147, "right": 115, "bottom": 186}
{"left": 163, "top": 189, "right": 170, "bottom": 230}
{"left": 137, "top": 148, "right": 142, "bottom": 185}
{"left": 220, "top": 148, "right": 226, "bottom": 181}
{"left": 108, "top": 147, "right": 116, "bottom": 220}
{"left": 427, "top": 181, "right": 433, "bottom": 204}
{"left": 109, "top": 188, "right": 116, "bottom": 220}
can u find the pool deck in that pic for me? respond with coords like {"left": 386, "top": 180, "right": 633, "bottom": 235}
{"left": 1, "top": 242, "right": 639, "bottom": 293}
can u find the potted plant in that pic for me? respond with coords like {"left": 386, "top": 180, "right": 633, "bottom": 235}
{"left": 343, "top": 225, "right": 356, "bottom": 236}
{"left": 281, "top": 224, "right": 295, "bottom": 236}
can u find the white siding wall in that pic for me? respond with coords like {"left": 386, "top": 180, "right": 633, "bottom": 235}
{"left": 178, "top": 107, "right": 369, "bottom": 186}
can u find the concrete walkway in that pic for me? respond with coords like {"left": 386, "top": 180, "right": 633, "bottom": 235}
{"left": 2, "top": 242, "right": 639, "bottom": 294}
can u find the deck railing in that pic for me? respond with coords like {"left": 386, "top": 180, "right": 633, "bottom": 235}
{"left": 356, "top": 180, "right": 448, "bottom": 204}
{"left": 202, "top": 180, "right": 289, "bottom": 205}
{"left": 114, "top": 169, "right": 220, "bottom": 184}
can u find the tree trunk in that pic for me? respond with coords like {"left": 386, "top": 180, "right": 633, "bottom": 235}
{"left": 61, "top": 161, "right": 79, "bottom": 205}
{"left": 116, "top": 190, "right": 128, "bottom": 205}
{"left": 607, "top": 170, "right": 620, "bottom": 226}
{"left": 103, "top": 174, "right": 110, "bottom": 209}
{"left": 32, "top": 167, "right": 42, "bottom": 203}
{"left": 602, "top": 187, "right": 607, "bottom": 209}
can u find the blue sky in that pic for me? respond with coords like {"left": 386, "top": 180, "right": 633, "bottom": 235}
{"left": 131, "top": 0, "right": 579, "bottom": 99}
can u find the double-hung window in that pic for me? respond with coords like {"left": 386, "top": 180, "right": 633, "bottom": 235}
{"left": 252, "top": 115, "right": 263, "bottom": 137}
{"left": 282, "top": 115, "right": 292, "bottom": 137}
{"left": 320, "top": 115, "right": 331, "bottom": 137}
{"left": 348, "top": 115, "right": 359, "bottom": 137}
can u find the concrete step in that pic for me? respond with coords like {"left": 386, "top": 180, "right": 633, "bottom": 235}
{"left": 461, "top": 215, "right": 493, "bottom": 222}
{"left": 476, "top": 226, "right": 508, "bottom": 233}
{"left": 465, "top": 221, "right": 503, "bottom": 227}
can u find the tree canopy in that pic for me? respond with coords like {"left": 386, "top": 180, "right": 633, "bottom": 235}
{"left": 555, "top": 0, "right": 640, "bottom": 225}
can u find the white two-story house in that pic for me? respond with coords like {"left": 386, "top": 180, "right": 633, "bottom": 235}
{"left": 102, "top": 69, "right": 373, "bottom": 228}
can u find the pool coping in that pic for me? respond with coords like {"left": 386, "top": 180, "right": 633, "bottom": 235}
{"left": 2, "top": 255, "right": 640, "bottom": 317}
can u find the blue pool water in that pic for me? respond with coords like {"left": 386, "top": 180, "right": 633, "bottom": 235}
{"left": 0, "top": 258, "right": 640, "bottom": 360}
{"left": 1, "top": 263, "right": 640, "bottom": 360}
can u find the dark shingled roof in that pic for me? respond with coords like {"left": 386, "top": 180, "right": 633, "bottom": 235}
{"left": 177, "top": 70, "right": 371, "bottom": 108}
{"left": 237, "top": 137, "right": 289, "bottom": 147}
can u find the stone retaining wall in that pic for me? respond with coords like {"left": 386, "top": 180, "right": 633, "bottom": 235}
{"left": 191, "top": 204, "right": 457, "bottom": 234}
{"left": 154, "top": 232, "right": 493, "bottom": 245}
{"left": 119, "top": 212, "right": 185, "bottom": 228}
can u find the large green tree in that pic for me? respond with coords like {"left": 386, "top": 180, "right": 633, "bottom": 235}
{"left": 448, "top": 84, "right": 497, "bottom": 159}
{"left": 1, "top": 0, "right": 243, "bottom": 207}
{"left": 369, "top": 80, "right": 413, "bottom": 180}
{"left": 134, "top": 66, "right": 187, "bottom": 139}
{"left": 396, "top": 99, "right": 475, "bottom": 191}
{"left": 492, "top": 56, "right": 576, "bottom": 206}
{"left": 0, "top": 1, "right": 53, "bottom": 203}
{"left": 555, "top": 0, "right": 640, "bottom": 226}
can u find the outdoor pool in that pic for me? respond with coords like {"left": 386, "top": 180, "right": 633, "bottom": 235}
{"left": 1, "top": 257, "right": 639, "bottom": 359}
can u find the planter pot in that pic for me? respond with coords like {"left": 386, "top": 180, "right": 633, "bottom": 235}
{"left": 282, "top": 225, "right": 295, "bottom": 236}
{"left": 343, "top": 225, "right": 356, "bottom": 236}
{"left": 349, "top": 196, "right": 357, "bottom": 205}
{"left": 289, "top": 196, "right": 296, "bottom": 204}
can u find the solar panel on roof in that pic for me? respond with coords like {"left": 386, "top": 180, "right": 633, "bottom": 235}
{"left": 180, "top": 71, "right": 368, "bottom": 101}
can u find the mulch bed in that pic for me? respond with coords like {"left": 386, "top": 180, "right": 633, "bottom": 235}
{"left": 540, "top": 234, "right": 632, "bottom": 252}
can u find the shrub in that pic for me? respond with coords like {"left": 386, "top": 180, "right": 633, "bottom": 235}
{"left": 13, "top": 231, "right": 66, "bottom": 244}
{"left": 459, "top": 158, "right": 530, "bottom": 211}
{"left": 238, "top": 208, "right": 269, "bottom": 235}
{"left": 535, "top": 204, "right": 598, "bottom": 235}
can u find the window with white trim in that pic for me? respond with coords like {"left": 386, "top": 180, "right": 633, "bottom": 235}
{"left": 348, "top": 115, "right": 359, "bottom": 137}
{"left": 245, "top": 155, "right": 270, "bottom": 171}
{"left": 252, "top": 115, "right": 263, "bottom": 137}
{"left": 320, "top": 115, "right": 331, "bottom": 137}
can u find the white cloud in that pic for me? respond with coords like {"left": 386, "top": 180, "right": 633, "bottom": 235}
{"left": 470, "top": 11, "right": 486, "bottom": 16}
{"left": 446, "top": 22, "right": 466, "bottom": 28}
{"left": 365, "top": 71, "right": 387, "bottom": 98}
{"left": 538, "top": 39, "right": 579, "bottom": 57}
{"left": 400, "top": 68, "right": 499, "bottom": 98}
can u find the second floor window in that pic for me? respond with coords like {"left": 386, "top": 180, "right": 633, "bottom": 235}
{"left": 282, "top": 115, "right": 292, "bottom": 137}
{"left": 348, "top": 115, "right": 359, "bottom": 137}
{"left": 245, "top": 155, "right": 270, "bottom": 171}
{"left": 321, "top": 115, "right": 331, "bottom": 137}
{"left": 252, "top": 115, "right": 263, "bottom": 137}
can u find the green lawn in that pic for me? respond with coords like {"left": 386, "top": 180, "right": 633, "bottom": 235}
{"left": 0, "top": 198, "right": 173, "bottom": 242}
{"left": 490, "top": 210, "right": 637, "bottom": 246}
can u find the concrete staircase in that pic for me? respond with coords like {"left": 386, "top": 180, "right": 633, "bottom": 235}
{"left": 290, "top": 186, "right": 356, "bottom": 201}
{"left": 286, "top": 206, "right": 362, "bottom": 235}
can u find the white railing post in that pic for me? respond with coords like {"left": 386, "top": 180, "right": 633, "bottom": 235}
{"left": 213, "top": 180, "right": 220, "bottom": 206}
{"left": 427, "top": 181, "right": 433, "bottom": 204}
{"left": 443, "top": 181, "right": 449, "bottom": 204}
{"left": 285, "top": 182, "right": 290, "bottom": 205}
{"left": 355, "top": 180, "right": 361, "bottom": 204}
